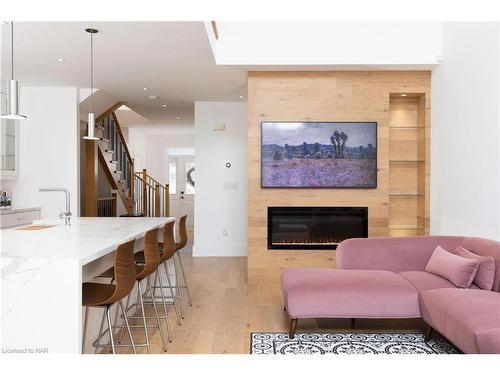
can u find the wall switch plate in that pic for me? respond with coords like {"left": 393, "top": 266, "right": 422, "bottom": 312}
{"left": 213, "top": 123, "right": 226, "bottom": 131}
{"left": 223, "top": 181, "right": 238, "bottom": 189}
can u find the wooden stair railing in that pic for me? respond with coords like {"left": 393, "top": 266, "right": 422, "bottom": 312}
{"left": 133, "top": 169, "right": 169, "bottom": 217}
{"left": 84, "top": 102, "right": 169, "bottom": 217}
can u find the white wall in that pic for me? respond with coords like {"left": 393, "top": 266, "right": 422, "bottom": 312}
{"left": 194, "top": 102, "right": 247, "bottom": 256}
{"left": 431, "top": 22, "right": 500, "bottom": 240}
{"left": 214, "top": 22, "right": 442, "bottom": 68}
{"left": 127, "top": 127, "right": 147, "bottom": 172}
{"left": 1, "top": 87, "right": 80, "bottom": 219}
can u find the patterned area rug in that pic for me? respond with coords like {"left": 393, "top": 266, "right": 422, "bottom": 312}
{"left": 251, "top": 332, "right": 459, "bottom": 354}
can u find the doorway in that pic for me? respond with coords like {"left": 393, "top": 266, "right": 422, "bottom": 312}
{"left": 168, "top": 154, "right": 195, "bottom": 229}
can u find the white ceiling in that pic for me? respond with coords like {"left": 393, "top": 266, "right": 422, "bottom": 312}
{"left": 1, "top": 22, "right": 247, "bottom": 125}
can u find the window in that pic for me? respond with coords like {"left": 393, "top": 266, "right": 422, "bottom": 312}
{"left": 185, "top": 162, "right": 195, "bottom": 195}
{"left": 168, "top": 147, "right": 195, "bottom": 156}
{"left": 168, "top": 163, "right": 177, "bottom": 194}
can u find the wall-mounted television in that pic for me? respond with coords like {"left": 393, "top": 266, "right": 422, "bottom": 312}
{"left": 261, "top": 121, "right": 377, "bottom": 188}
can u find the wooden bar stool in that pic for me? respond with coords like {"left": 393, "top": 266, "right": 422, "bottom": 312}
{"left": 174, "top": 215, "right": 192, "bottom": 313}
{"left": 82, "top": 239, "right": 136, "bottom": 354}
{"left": 97, "top": 227, "right": 168, "bottom": 353}
{"left": 135, "top": 221, "right": 183, "bottom": 330}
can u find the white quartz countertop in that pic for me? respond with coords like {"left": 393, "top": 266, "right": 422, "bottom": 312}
{"left": 1, "top": 217, "right": 173, "bottom": 265}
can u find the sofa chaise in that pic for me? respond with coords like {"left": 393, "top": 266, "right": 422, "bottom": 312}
{"left": 281, "top": 236, "right": 500, "bottom": 354}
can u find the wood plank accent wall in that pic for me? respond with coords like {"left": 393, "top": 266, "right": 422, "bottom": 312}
{"left": 247, "top": 71, "right": 431, "bottom": 284}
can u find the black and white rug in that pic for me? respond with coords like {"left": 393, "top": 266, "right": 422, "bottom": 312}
{"left": 251, "top": 332, "right": 459, "bottom": 354}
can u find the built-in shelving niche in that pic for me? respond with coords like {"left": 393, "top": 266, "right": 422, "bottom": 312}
{"left": 388, "top": 94, "right": 429, "bottom": 237}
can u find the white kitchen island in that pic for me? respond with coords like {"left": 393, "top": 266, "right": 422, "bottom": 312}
{"left": 1, "top": 217, "right": 174, "bottom": 354}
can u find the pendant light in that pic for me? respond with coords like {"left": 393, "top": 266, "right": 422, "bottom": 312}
{"left": 82, "top": 28, "right": 99, "bottom": 140}
{"left": 1, "top": 21, "right": 27, "bottom": 120}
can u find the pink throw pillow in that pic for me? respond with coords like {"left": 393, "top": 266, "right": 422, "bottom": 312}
{"left": 425, "top": 246, "right": 479, "bottom": 288}
{"left": 453, "top": 246, "right": 495, "bottom": 290}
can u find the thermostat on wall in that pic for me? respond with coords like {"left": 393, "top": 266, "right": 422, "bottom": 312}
{"left": 213, "top": 123, "right": 226, "bottom": 131}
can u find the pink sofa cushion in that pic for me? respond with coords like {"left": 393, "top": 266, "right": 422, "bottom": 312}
{"left": 424, "top": 246, "right": 479, "bottom": 288}
{"left": 459, "top": 237, "right": 500, "bottom": 292}
{"left": 281, "top": 268, "right": 420, "bottom": 319}
{"left": 399, "top": 271, "right": 455, "bottom": 294}
{"left": 453, "top": 246, "right": 495, "bottom": 290}
{"left": 420, "top": 289, "right": 500, "bottom": 354}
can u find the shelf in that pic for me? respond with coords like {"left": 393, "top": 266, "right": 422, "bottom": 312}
{"left": 389, "top": 93, "right": 428, "bottom": 237}
{"left": 389, "top": 160, "right": 424, "bottom": 163}
{"left": 389, "top": 126, "right": 424, "bottom": 129}
{"left": 389, "top": 193, "right": 424, "bottom": 197}
{"left": 389, "top": 225, "right": 421, "bottom": 230}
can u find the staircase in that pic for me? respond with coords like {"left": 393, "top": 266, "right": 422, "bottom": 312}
{"left": 83, "top": 103, "right": 169, "bottom": 217}
{"left": 134, "top": 169, "right": 170, "bottom": 217}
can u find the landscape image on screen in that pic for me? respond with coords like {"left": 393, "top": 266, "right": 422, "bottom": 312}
{"left": 261, "top": 122, "right": 377, "bottom": 188}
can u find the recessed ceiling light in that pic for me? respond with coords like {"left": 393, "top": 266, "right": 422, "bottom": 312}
{"left": 176, "top": 116, "right": 180, "bottom": 120}
{"left": 57, "top": 58, "right": 66, "bottom": 63}
{"left": 401, "top": 93, "right": 407, "bottom": 97}
{"left": 148, "top": 95, "right": 158, "bottom": 99}
{"left": 162, "top": 104, "right": 167, "bottom": 108}
{"left": 143, "top": 87, "right": 148, "bottom": 91}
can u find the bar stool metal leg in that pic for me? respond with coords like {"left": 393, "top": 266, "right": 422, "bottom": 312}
{"left": 117, "top": 292, "right": 132, "bottom": 344}
{"left": 176, "top": 251, "right": 192, "bottom": 306}
{"left": 172, "top": 256, "right": 185, "bottom": 318}
{"left": 119, "top": 300, "right": 136, "bottom": 354}
{"left": 82, "top": 306, "right": 89, "bottom": 354}
{"left": 164, "top": 262, "right": 182, "bottom": 325}
{"left": 94, "top": 308, "right": 106, "bottom": 354}
{"left": 105, "top": 306, "right": 116, "bottom": 354}
{"left": 137, "top": 279, "right": 151, "bottom": 354}
{"left": 147, "top": 275, "right": 168, "bottom": 352}
{"left": 155, "top": 269, "right": 173, "bottom": 342}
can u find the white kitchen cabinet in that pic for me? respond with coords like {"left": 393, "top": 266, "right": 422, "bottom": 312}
{"left": 0, "top": 208, "right": 41, "bottom": 229}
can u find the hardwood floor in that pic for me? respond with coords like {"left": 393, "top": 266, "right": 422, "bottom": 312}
{"left": 129, "top": 250, "right": 425, "bottom": 354}
{"left": 100, "top": 231, "right": 425, "bottom": 354}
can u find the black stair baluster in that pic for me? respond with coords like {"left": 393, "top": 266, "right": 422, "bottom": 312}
{"left": 121, "top": 144, "right": 124, "bottom": 176}
{"left": 116, "top": 139, "right": 119, "bottom": 171}
{"left": 125, "top": 158, "right": 129, "bottom": 187}
{"left": 120, "top": 144, "right": 124, "bottom": 177}
{"left": 124, "top": 157, "right": 127, "bottom": 185}
{"left": 106, "top": 115, "right": 111, "bottom": 141}
{"left": 118, "top": 141, "right": 122, "bottom": 173}
{"left": 112, "top": 119, "right": 116, "bottom": 154}
{"left": 103, "top": 116, "right": 107, "bottom": 140}
{"left": 109, "top": 118, "right": 114, "bottom": 152}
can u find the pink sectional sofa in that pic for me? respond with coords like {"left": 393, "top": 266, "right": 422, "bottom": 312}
{"left": 281, "top": 236, "right": 500, "bottom": 353}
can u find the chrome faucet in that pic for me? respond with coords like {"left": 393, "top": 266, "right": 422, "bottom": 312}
{"left": 39, "top": 188, "right": 72, "bottom": 225}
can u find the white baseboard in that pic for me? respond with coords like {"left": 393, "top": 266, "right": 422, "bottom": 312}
{"left": 192, "top": 244, "right": 247, "bottom": 257}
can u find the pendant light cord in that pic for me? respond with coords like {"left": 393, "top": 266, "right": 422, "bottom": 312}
{"left": 90, "top": 31, "right": 93, "bottom": 114}
{"left": 11, "top": 21, "right": 14, "bottom": 80}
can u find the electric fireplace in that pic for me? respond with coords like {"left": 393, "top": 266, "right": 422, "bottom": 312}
{"left": 267, "top": 207, "right": 368, "bottom": 250}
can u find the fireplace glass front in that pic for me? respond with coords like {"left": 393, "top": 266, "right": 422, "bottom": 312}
{"left": 267, "top": 207, "right": 368, "bottom": 250}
